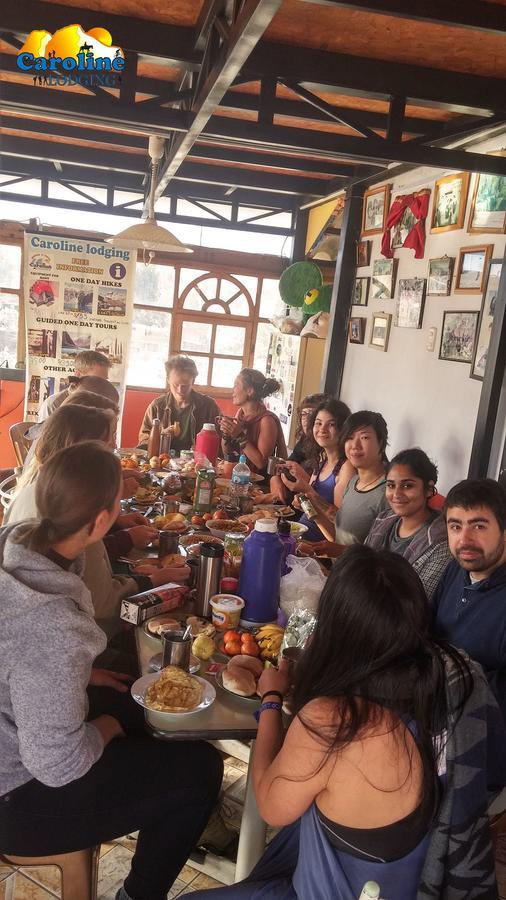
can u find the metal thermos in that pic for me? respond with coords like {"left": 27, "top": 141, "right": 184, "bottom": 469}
{"left": 195, "top": 543, "right": 224, "bottom": 617}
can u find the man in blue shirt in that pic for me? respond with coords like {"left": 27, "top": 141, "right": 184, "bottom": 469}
{"left": 433, "top": 478, "right": 506, "bottom": 718}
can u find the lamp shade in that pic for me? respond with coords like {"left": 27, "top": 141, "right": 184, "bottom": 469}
{"left": 106, "top": 218, "right": 192, "bottom": 253}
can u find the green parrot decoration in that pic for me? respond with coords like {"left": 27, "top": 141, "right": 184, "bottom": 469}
{"left": 279, "top": 261, "right": 333, "bottom": 321}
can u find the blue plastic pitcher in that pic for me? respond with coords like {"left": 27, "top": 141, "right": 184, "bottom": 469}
{"left": 238, "top": 519, "right": 284, "bottom": 625}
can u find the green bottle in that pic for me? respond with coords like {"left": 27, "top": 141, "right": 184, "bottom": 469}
{"left": 194, "top": 467, "right": 215, "bottom": 514}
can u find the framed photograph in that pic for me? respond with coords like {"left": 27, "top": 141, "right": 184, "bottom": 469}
{"left": 353, "top": 276, "right": 370, "bottom": 307}
{"left": 468, "top": 171, "right": 506, "bottom": 234}
{"left": 371, "top": 258, "right": 398, "bottom": 300}
{"left": 349, "top": 316, "right": 366, "bottom": 344}
{"left": 439, "top": 311, "right": 479, "bottom": 363}
{"left": 370, "top": 312, "right": 392, "bottom": 352}
{"left": 431, "top": 172, "right": 470, "bottom": 234}
{"left": 395, "top": 278, "right": 426, "bottom": 329}
{"left": 356, "top": 240, "right": 371, "bottom": 267}
{"left": 455, "top": 244, "right": 494, "bottom": 294}
{"left": 471, "top": 258, "right": 503, "bottom": 380}
{"left": 427, "top": 256, "right": 454, "bottom": 295}
{"left": 361, "top": 184, "right": 391, "bottom": 237}
{"left": 391, "top": 205, "right": 418, "bottom": 249}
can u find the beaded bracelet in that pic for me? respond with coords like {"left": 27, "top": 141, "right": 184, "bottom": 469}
{"left": 254, "top": 700, "right": 282, "bottom": 723}
{"left": 260, "top": 690, "right": 284, "bottom": 704}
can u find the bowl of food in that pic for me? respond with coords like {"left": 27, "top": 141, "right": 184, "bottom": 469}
{"left": 205, "top": 519, "right": 248, "bottom": 538}
{"left": 289, "top": 522, "right": 309, "bottom": 540}
{"left": 180, "top": 533, "right": 224, "bottom": 549}
{"left": 131, "top": 666, "right": 216, "bottom": 728}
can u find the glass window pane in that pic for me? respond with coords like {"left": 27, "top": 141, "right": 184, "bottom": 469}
{"left": 230, "top": 274, "right": 257, "bottom": 303}
{"left": 178, "top": 269, "right": 209, "bottom": 293}
{"left": 135, "top": 263, "right": 174, "bottom": 307}
{"left": 206, "top": 303, "right": 225, "bottom": 314}
{"left": 183, "top": 288, "right": 204, "bottom": 311}
{"left": 215, "top": 325, "right": 246, "bottom": 356}
{"left": 187, "top": 355, "right": 209, "bottom": 385}
{"left": 0, "top": 245, "right": 21, "bottom": 289}
{"left": 220, "top": 278, "right": 244, "bottom": 301}
{"left": 253, "top": 322, "right": 275, "bottom": 373}
{"left": 228, "top": 294, "right": 250, "bottom": 316}
{"left": 181, "top": 321, "right": 212, "bottom": 353}
{"left": 126, "top": 307, "right": 171, "bottom": 387}
{"left": 0, "top": 292, "right": 19, "bottom": 367}
{"left": 211, "top": 357, "right": 242, "bottom": 388}
{"left": 259, "top": 278, "right": 287, "bottom": 319}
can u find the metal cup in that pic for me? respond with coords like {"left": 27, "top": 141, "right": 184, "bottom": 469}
{"left": 158, "top": 530, "right": 179, "bottom": 558}
{"left": 282, "top": 646, "right": 303, "bottom": 687}
{"left": 162, "top": 499, "right": 180, "bottom": 515}
{"left": 162, "top": 630, "right": 192, "bottom": 671}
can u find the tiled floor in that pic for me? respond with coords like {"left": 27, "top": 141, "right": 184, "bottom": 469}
{"left": 0, "top": 758, "right": 246, "bottom": 899}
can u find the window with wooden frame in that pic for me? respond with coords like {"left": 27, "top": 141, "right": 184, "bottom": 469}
{"left": 127, "top": 258, "right": 287, "bottom": 395}
{"left": 0, "top": 243, "right": 22, "bottom": 368}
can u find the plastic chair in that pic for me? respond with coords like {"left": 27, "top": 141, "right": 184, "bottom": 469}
{"left": 0, "top": 846, "right": 100, "bottom": 899}
{"left": 0, "top": 472, "right": 18, "bottom": 513}
{"left": 9, "top": 421, "right": 32, "bottom": 467}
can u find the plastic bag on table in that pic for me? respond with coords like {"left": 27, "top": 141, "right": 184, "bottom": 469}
{"left": 280, "top": 554, "right": 326, "bottom": 619}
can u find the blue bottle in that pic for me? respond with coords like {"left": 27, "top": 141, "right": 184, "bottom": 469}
{"left": 238, "top": 519, "right": 284, "bottom": 626}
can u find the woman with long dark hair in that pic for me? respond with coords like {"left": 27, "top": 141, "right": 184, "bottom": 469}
{"left": 270, "top": 393, "right": 326, "bottom": 503}
{"left": 279, "top": 398, "right": 355, "bottom": 541}
{"left": 0, "top": 442, "right": 222, "bottom": 900}
{"left": 365, "top": 448, "right": 450, "bottom": 600}
{"left": 192, "top": 546, "right": 505, "bottom": 898}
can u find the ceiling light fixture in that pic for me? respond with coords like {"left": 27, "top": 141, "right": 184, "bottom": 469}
{"left": 106, "top": 135, "right": 192, "bottom": 264}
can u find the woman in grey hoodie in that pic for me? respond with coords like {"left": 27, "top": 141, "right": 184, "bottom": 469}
{"left": 0, "top": 442, "right": 222, "bottom": 900}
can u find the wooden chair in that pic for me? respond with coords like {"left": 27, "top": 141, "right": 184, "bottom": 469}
{"left": 9, "top": 421, "right": 33, "bottom": 467}
{"left": 0, "top": 846, "right": 100, "bottom": 899}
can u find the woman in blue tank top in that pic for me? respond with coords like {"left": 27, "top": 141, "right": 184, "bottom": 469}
{"left": 281, "top": 399, "right": 355, "bottom": 542}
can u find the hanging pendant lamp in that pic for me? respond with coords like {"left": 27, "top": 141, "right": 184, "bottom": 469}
{"left": 106, "top": 135, "right": 192, "bottom": 262}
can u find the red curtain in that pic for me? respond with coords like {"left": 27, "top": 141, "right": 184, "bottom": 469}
{"left": 381, "top": 189, "right": 431, "bottom": 259}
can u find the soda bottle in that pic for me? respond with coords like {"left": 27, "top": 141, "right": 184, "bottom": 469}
{"left": 231, "top": 454, "right": 251, "bottom": 497}
{"left": 299, "top": 493, "right": 318, "bottom": 519}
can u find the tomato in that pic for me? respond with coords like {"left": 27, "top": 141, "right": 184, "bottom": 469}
{"left": 224, "top": 630, "right": 241, "bottom": 644}
{"left": 213, "top": 509, "right": 227, "bottom": 520}
{"left": 191, "top": 515, "right": 204, "bottom": 526}
{"left": 240, "top": 632, "right": 255, "bottom": 644}
{"left": 224, "top": 639, "right": 242, "bottom": 656}
{"left": 241, "top": 642, "right": 260, "bottom": 657}
{"left": 202, "top": 513, "right": 213, "bottom": 522}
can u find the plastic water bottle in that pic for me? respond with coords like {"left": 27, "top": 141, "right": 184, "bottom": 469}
{"left": 238, "top": 519, "right": 284, "bottom": 625}
{"left": 358, "top": 883, "right": 380, "bottom": 900}
{"left": 231, "top": 454, "right": 251, "bottom": 497}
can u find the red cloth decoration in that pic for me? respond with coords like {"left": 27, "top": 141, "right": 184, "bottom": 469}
{"left": 381, "top": 189, "right": 431, "bottom": 259}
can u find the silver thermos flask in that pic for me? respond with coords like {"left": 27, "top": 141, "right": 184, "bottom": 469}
{"left": 195, "top": 543, "right": 224, "bottom": 617}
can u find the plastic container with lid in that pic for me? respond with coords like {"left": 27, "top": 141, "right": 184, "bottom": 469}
{"left": 209, "top": 594, "right": 244, "bottom": 630}
{"left": 195, "top": 423, "right": 220, "bottom": 466}
{"left": 238, "top": 518, "right": 284, "bottom": 626}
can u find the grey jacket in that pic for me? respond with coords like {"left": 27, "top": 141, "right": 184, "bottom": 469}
{"left": 0, "top": 523, "right": 106, "bottom": 796}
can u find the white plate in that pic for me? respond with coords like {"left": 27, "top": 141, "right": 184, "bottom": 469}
{"left": 131, "top": 673, "right": 215, "bottom": 717}
{"left": 216, "top": 669, "right": 259, "bottom": 703}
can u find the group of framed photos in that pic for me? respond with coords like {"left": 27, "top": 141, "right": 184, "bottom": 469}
{"left": 353, "top": 166, "right": 505, "bottom": 379}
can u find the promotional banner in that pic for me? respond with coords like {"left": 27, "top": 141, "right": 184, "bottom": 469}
{"left": 23, "top": 232, "right": 135, "bottom": 422}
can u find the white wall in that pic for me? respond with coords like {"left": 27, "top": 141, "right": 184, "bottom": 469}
{"left": 339, "top": 136, "right": 506, "bottom": 494}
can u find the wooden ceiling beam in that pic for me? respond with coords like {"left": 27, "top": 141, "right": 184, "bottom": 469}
{"left": 0, "top": 0, "right": 201, "bottom": 66}
{"left": 176, "top": 161, "right": 327, "bottom": 195}
{"left": 0, "top": 134, "right": 149, "bottom": 175}
{"left": 246, "top": 42, "right": 506, "bottom": 116}
{"left": 154, "top": 0, "right": 283, "bottom": 202}
{"left": 297, "top": 0, "right": 506, "bottom": 35}
{"left": 203, "top": 116, "right": 506, "bottom": 175}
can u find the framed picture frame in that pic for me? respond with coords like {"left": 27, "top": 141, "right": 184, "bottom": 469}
{"left": 370, "top": 312, "right": 392, "bottom": 352}
{"left": 439, "top": 311, "right": 480, "bottom": 363}
{"left": 468, "top": 171, "right": 506, "bottom": 235}
{"left": 427, "top": 256, "right": 454, "bottom": 295}
{"left": 455, "top": 244, "right": 494, "bottom": 294}
{"left": 349, "top": 316, "right": 366, "bottom": 344}
{"left": 361, "top": 184, "right": 391, "bottom": 237}
{"left": 371, "top": 258, "right": 398, "bottom": 300}
{"left": 470, "top": 258, "right": 503, "bottom": 380}
{"left": 391, "top": 205, "right": 418, "bottom": 249}
{"left": 356, "top": 240, "right": 371, "bottom": 267}
{"left": 431, "top": 172, "right": 470, "bottom": 234}
{"left": 352, "top": 276, "right": 370, "bottom": 307}
{"left": 395, "top": 278, "right": 426, "bottom": 329}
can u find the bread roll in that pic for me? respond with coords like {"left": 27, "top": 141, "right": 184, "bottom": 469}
{"left": 228, "top": 655, "right": 263, "bottom": 678}
{"left": 222, "top": 666, "right": 256, "bottom": 697}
